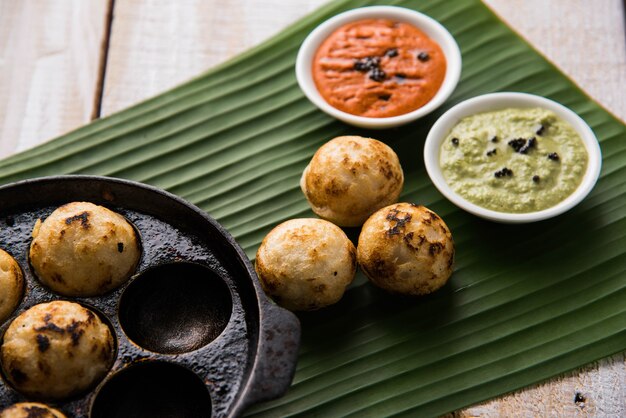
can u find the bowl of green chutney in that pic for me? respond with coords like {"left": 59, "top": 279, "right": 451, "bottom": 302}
{"left": 423, "top": 92, "right": 602, "bottom": 223}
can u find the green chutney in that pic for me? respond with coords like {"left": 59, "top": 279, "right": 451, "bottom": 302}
{"left": 440, "top": 107, "right": 588, "bottom": 213}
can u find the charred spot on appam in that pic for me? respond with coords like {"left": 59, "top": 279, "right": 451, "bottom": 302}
{"left": 64, "top": 211, "right": 90, "bottom": 229}
{"left": 358, "top": 203, "right": 455, "bottom": 296}
{"left": 35, "top": 335, "right": 50, "bottom": 353}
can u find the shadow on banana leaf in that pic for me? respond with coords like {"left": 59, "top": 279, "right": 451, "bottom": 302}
{"left": 294, "top": 198, "right": 614, "bottom": 363}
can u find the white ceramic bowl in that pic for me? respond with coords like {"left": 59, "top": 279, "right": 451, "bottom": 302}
{"left": 423, "top": 92, "right": 602, "bottom": 223}
{"left": 295, "top": 6, "right": 462, "bottom": 129}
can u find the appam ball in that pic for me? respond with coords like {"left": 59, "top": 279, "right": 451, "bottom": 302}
{"left": 1, "top": 301, "right": 114, "bottom": 400}
{"left": 357, "top": 203, "right": 454, "bottom": 296}
{"left": 29, "top": 202, "right": 140, "bottom": 297}
{"left": 256, "top": 218, "right": 357, "bottom": 311}
{"left": 300, "top": 136, "right": 404, "bottom": 226}
{"left": 0, "top": 403, "right": 66, "bottom": 418}
{"left": 0, "top": 250, "right": 23, "bottom": 323}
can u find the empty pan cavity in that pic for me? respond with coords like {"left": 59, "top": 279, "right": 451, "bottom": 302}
{"left": 119, "top": 262, "right": 232, "bottom": 354}
{"left": 90, "top": 361, "right": 212, "bottom": 418}
{"left": 0, "top": 176, "right": 300, "bottom": 416}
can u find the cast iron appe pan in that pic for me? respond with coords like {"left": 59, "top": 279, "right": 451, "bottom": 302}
{"left": 0, "top": 175, "right": 300, "bottom": 417}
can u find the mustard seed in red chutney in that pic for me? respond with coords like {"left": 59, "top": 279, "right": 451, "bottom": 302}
{"left": 313, "top": 19, "right": 447, "bottom": 118}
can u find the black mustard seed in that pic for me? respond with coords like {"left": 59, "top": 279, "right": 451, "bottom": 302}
{"left": 417, "top": 51, "right": 430, "bottom": 62}
{"left": 494, "top": 167, "right": 513, "bottom": 178}
{"left": 535, "top": 123, "right": 546, "bottom": 135}
{"left": 369, "top": 68, "right": 386, "bottom": 82}
{"left": 385, "top": 48, "right": 398, "bottom": 58}
{"left": 451, "top": 137, "right": 459, "bottom": 146}
{"left": 354, "top": 61, "right": 368, "bottom": 72}
{"left": 508, "top": 137, "right": 536, "bottom": 154}
{"left": 508, "top": 138, "right": 527, "bottom": 153}
{"left": 519, "top": 137, "right": 536, "bottom": 154}
{"left": 354, "top": 56, "right": 380, "bottom": 72}
{"left": 574, "top": 392, "right": 586, "bottom": 408}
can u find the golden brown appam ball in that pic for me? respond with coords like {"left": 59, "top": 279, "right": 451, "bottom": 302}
{"left": 0, "top": 403, "right": 66, "bottom": 418}
{"left": 300, "top": 136, "right": 404, "bottom": 227}
{"left": 29, "top": 202, "right": 140, "bottom": 297}
{"left": 358, "top": 203, "right": 454, "bottom": 296}
{"left": 0, "top": 250, "right": 23, "bottom": 323}
{"left": 256, "top": 218, "right": 357, "bottom": 311}
{"left": 1, "top": 301, "right": 115, "bottom": 400}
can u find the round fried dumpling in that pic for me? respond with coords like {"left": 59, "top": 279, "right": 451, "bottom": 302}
{"left": 300, "top": 136, "right": 404, "bottom": 227}
{"left": 0, "top": 403, "right": 66, "bottom": 418}
{"left": 1, "top": 301, "right": 114, "bottom": 400}
{"left": 358, "top": 203, "right": 454, "bottom": 295}
{"left": 0, "top": 250, "right": 23, "bottom": 323}
{"left": 29, "top": 202, "right": 140, "bottom": 296}
{"left": 256, "top": 218, "right": 357, "bottom": 311}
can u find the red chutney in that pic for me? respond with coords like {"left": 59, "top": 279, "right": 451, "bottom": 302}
{"left": 313, "top": 19, "right": 447, "bottom": 118}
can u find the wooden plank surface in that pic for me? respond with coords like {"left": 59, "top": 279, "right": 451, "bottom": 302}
{"left": 0, "top": 0, "right": 110, "bottom": 158}
{"left": 0, "top": 0, "right": 625, "bottom": 415}
{"left": 484, "top": 0, "right": 626, "bottom": 123}
{"left": 100, "top": 0, "right": 326, "bottom": 116}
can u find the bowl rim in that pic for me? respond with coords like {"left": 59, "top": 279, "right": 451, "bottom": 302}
{"left": 423, "top": 92, "right": 603, "bottom": 223}
{"left": 295, "top": 5, "right": 462, "bottom": 129}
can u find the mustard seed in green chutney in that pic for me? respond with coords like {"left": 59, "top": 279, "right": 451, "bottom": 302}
{"left": 440, "top": 108, "right": 588, "bottom": 213}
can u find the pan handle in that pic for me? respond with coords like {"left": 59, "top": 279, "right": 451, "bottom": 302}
{"left": 244, "top": 300, "right": 301, "bottom": 407}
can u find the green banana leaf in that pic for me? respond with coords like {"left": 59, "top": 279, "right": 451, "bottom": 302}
{"left": 1, "top": 0, "right": 625, "bottom": 416}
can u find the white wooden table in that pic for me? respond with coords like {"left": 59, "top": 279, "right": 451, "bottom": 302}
{"left": 1, "top": 0, "right": 625, "bottom": 415}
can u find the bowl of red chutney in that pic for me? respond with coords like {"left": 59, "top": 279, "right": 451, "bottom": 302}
{"left": 296, "top": 6, "right": 462, "bottom": 129}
